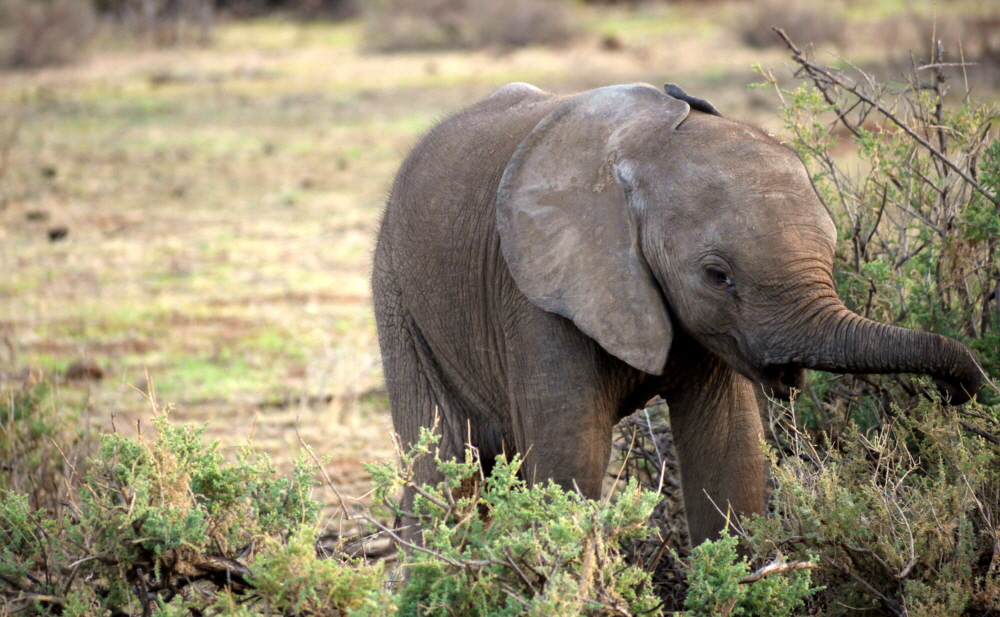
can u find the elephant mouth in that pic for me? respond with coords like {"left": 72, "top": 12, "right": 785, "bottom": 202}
{"left": 759, "top": 363, "right": 805, "bottom": 401}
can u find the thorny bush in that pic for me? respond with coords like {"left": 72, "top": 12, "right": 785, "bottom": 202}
{"left": 739, "top": 33, "right": 1000, "bottom": 616}
{"left": 364, "top": 426, "right": 666, "bottom": 616}
{"left": 746, "top": 396, "right": 1000, "bottom": 616}
{"left": 362, "top": 425, "right": 817, "bottom": 617}
{"left": 611, "top": 34, "right": 1000, "bottom": 616}
{"left": 1, "top": 381, "right": 816, "bottom": 616}
{"left": 0, "top": 385, "right": 365, "bottom": 616}
{"left": 757, "top": 32, "right": 1000, "bottom": 432}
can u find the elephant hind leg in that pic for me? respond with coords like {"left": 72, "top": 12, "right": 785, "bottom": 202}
{"left": 381, "top": 311, "right": 464, "bottom": 457}
{"left": 376, "top": 305, "right": 489, "bottom": 542}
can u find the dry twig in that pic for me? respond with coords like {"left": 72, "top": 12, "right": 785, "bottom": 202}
{"left": 773, "top": 27, "right": 998, "bottom": 207}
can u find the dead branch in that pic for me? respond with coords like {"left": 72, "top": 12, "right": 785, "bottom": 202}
{"left": 294, "top": 423, "right": 354, "bottom": 523}
{"left": 739, "top": 560, "right": 821, "bottom": 584}
{"left": 774, "top": 27, "right": 999, "bottom": 208}
{"left": 960, "top": 421, "right": 1000, "bottom": 446}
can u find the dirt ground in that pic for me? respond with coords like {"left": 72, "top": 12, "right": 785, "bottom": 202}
{"left": 2, "top": 4, "right": 998, "bottom": 525}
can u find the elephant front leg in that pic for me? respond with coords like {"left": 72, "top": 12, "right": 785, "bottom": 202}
{"left": 504, "top": 311, "right": 632, "bottom": 500}
{"left": 509, "top": 392, "right": 617, "bottom": 499}
{"left": 663, "top": 356, "right": 766, "bottom": 547}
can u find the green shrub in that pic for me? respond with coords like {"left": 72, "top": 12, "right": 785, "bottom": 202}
{"left": 684, "top": 532, "right": 818, "bottom": 617}
{"left": 2, "top": 388, "right": 820, "bottom": 616}
{"left": 745, "top": 396, "right": 1000, "bottom": 615}
{"left": 362, "top": 425, "right": 823, "bottom": 617}
{"left": 365, "top": 426, "right": 664, "bottom": 616}
{"left": 238, "top": 526, "right": 390, "bottom": 616}
{"left": 756, "top": 36, "right": 999, "bottom": 433}
{"left": 0, "top": 392, "right": 340, "bottom": 615}
{"left": 0, "top": 377, "right": 90, "bottom": 517}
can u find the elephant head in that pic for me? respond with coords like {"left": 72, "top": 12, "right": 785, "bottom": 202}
{"left": 496, "top": 83, "right": 982, "bottom": 404}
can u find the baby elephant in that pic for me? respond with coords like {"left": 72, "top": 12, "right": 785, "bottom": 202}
{"left": 372, "top": 82, "right": 982, "bottom": 545}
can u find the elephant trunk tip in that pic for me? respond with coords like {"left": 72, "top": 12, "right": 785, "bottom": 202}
{"left": 933, "top": 378, "right": 975, "bottom": 405}
{"left": 759, "top": 363, "right": 806, "bottom": 401}
{"left": 933, "top": 348, "right": 984, "bottom": 406}
{"left": 806, "top": 311, "right": 986, "bottom": 406}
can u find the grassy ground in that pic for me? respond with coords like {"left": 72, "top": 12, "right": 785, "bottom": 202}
{"left": 2, "top": 3, "right": 998, "bottom": 522}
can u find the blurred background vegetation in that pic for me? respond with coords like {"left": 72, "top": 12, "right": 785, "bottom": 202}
{"left": 2, "top": 0, "right": 1000, "bottom": 66}
{"left": 1, "top": 0, "right": 1000, "bottom": 614}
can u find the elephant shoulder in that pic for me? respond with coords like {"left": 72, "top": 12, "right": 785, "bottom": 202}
{"left": 382, "top": 84, "right": 564, "bottom": 258}
{"left": 392, "top": 85, "right": 564, "bottom": 203}
{"left": 451, "top": 83, "right": 560, "bottom": 137}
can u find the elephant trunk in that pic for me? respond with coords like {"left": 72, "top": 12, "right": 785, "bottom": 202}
{"left": 792, "top": 308, "right": 983, "bottom": 404}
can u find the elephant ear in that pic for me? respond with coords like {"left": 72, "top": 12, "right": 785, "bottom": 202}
{"left": 496, "top": 84, "right": 691, "bottom": 375}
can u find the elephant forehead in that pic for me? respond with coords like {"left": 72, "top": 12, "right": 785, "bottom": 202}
{"left": 753, "top": 186, "right": 836, "bottom": 236}
{"left": 720, "top": 199, "right": 837, "bottom": 255}
{"left": 675, "top": 174, "right": 837, "bottom": 259}
{"left": 677, "top": 171, "right": 836, "bottom": 240}
{"left": 723, "top": 149, "right": 838, "bottom": 243}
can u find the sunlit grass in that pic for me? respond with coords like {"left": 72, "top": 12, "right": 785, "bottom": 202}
{"left": 2, "top": 8, "right": 997, "bottom": 490}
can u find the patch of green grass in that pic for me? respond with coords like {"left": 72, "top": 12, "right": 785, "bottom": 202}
{"left": 132, "top": 321, "right": 322, "bottom": 401}
{"left": 14, "top": 300, "right": 320, "bottom": 405}
{"left": 155, "top": 355, "right": 279, "bottom": 400}
{"left": 242, "top": 329, "right": 308, "bottom": 362}
{"left": 698, "top": 66, "right": 735, "bottom": 86}
{"left": 0, "top": 277, "right": 36, "bottom": 296}
{"left": 17, "top": 354, "right": 71, "bottom": 374}
{"left": 55, "top": 304, "right": 170, "bottom": 338}
{"left": 180, "top": 129, "right": 271, "bottom": 157}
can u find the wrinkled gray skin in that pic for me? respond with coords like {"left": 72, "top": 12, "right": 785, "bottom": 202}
{"left": 372, "top": 83, "right": 983, "bottom": 546}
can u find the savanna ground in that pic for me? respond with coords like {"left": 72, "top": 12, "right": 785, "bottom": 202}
{"left": 2, "top": 0, "right": 999, "bottom": 530}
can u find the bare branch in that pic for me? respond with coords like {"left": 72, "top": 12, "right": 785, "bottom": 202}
{"left": 294, "top": 423, "right": 353, "bottom": 523}
{"left": 739, "top": 560, "right": 821, "bottom": 584}
{"left": 959, "top": 421, "right": 1000, "bottom": 446}
{"left": 917, "top": 62, "right": 979, "bottom": 71}
{"left": 502, "top": 546, "right": 538, "bottom": 593}
{"left": 774, "top": 27, "right": 999, "bottom": 207}
{"left": 405, "top": 481, "right": 453, "bottom": 513}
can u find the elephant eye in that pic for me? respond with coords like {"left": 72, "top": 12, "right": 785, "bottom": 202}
{"left": 705, "top": 266, "right": 736, "bottom": 292}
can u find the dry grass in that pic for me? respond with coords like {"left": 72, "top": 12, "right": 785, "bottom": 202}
{"left": 363, "top": 0, "right": 576, "bottom": 52}
{"left": 0, "top": 0, "right": 96, "bottom": 68}
{"left": 0, "top": 4, "right": 998, "bottom": 524}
